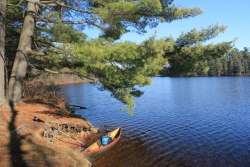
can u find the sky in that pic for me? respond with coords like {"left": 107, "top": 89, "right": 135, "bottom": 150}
{"left": 84, "top": 0, "right": 250, "bottom": 49}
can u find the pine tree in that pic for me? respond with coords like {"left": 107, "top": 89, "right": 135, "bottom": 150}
{"left": 5, "top": 0, "right": 202, "bottom": 105}
{"left": 163, "top": 25, "right": 232, "bottom": 76}
{"left": 0, "top": 0, "right": 6, "bottom": 105}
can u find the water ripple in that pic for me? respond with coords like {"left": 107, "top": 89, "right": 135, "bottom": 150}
{"left": 63, "top": 77, "right": 250, "bottom": 167}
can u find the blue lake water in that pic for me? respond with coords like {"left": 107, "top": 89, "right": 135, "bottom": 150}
{"left": 63, "top": 77, "right": 250, "bottom": 167}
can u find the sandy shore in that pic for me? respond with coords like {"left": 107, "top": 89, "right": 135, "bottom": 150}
{"left": 0, "top": 102, "right": 99, "bottom": 167}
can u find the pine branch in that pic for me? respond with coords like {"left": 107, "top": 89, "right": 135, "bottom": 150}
{"left": 28, "top": 50, "right": 45, "bottom": 56}
{"left": 37, "top": 16, "right": 104, "bottom": 30}
{"left": 40, "top": 0, "right": 91, "bottom": 14}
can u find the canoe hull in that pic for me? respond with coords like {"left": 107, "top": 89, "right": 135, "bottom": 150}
{"left": 82, "top": 128, "right": 121, "bottom": 157}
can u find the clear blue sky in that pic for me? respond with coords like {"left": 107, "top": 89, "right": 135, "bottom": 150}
{"left": 84, "top": 0, "right": 250, "bottom": 49}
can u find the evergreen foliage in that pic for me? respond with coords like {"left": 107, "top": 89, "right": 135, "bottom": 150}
{"left": 163, "top": 44, "right": 250, "bottom": 76}
{"left": 5, "top": 0, "right": 248, "bottom": 108}
{"left": 32, "top": 38, "right": 167, "bottom": 107}
{"left": 161, "top": 25, "right": 235, "bottom": 76}
{"left": 4, "top": 0, "right": 203, "bottom": 107}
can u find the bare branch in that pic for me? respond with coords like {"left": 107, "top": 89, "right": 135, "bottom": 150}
{"left": 40, "top": 0, "right": 91, "bottom": 14}
{"left": 28, "top": 50, "right": 45, "bottom": 56}
{"left": 36, "top": 16, "right": 104, "bottom": 30}
{"left": 44, "top": 68, "right": 59, "bottom": 74}
{"left": 7, "top": 0, "right": 25, "bottom": 7}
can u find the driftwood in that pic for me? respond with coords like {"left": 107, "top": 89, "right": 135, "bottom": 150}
{"left": 69, "top": 104, "right": 87, "bottom": 110}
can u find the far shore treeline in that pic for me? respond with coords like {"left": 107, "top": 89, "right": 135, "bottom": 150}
{"left": 0, "top": 0, "right": 249, "bottom": 108}
{"left": 160, "top": 38, "right": 250, "bottom": 77}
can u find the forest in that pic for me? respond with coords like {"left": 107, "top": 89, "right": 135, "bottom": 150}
{"left": 161, "top": 42, "right": 250, "bottom": 77}
{"left": 1, "top": 1, "right": 250, "bottom": 167}
{"left": 0, "top": 0, "right": 248, "bottom": 107}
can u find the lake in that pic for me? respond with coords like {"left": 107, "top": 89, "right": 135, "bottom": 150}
{"left": 63, "top": 77, "right": 250, "bottom": 167}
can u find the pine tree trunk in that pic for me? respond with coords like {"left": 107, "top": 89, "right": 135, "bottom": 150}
{"left": 8, "top": 0, "right": 39, "bottom": 103}
{"left": 0, "top": 0, "right": 6, "bottom": 105}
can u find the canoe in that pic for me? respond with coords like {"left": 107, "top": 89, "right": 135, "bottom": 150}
{"left": 82, "top": 128, "right": 122, "bottom": 157}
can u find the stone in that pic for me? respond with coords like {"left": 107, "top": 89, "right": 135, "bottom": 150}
{"left": 90, "top": 127, "right": 99, "bottom": 134}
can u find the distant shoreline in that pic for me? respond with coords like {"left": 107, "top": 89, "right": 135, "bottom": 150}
{"left": 159, "top": 74, "right": 250, "bottom": 78}
{"left": 34, "top": 73, "right": 96, "bottom": 86}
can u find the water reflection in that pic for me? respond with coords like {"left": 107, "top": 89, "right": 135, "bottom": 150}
{"left": 63, "top": 77, "right": 250, "bottom": 167}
